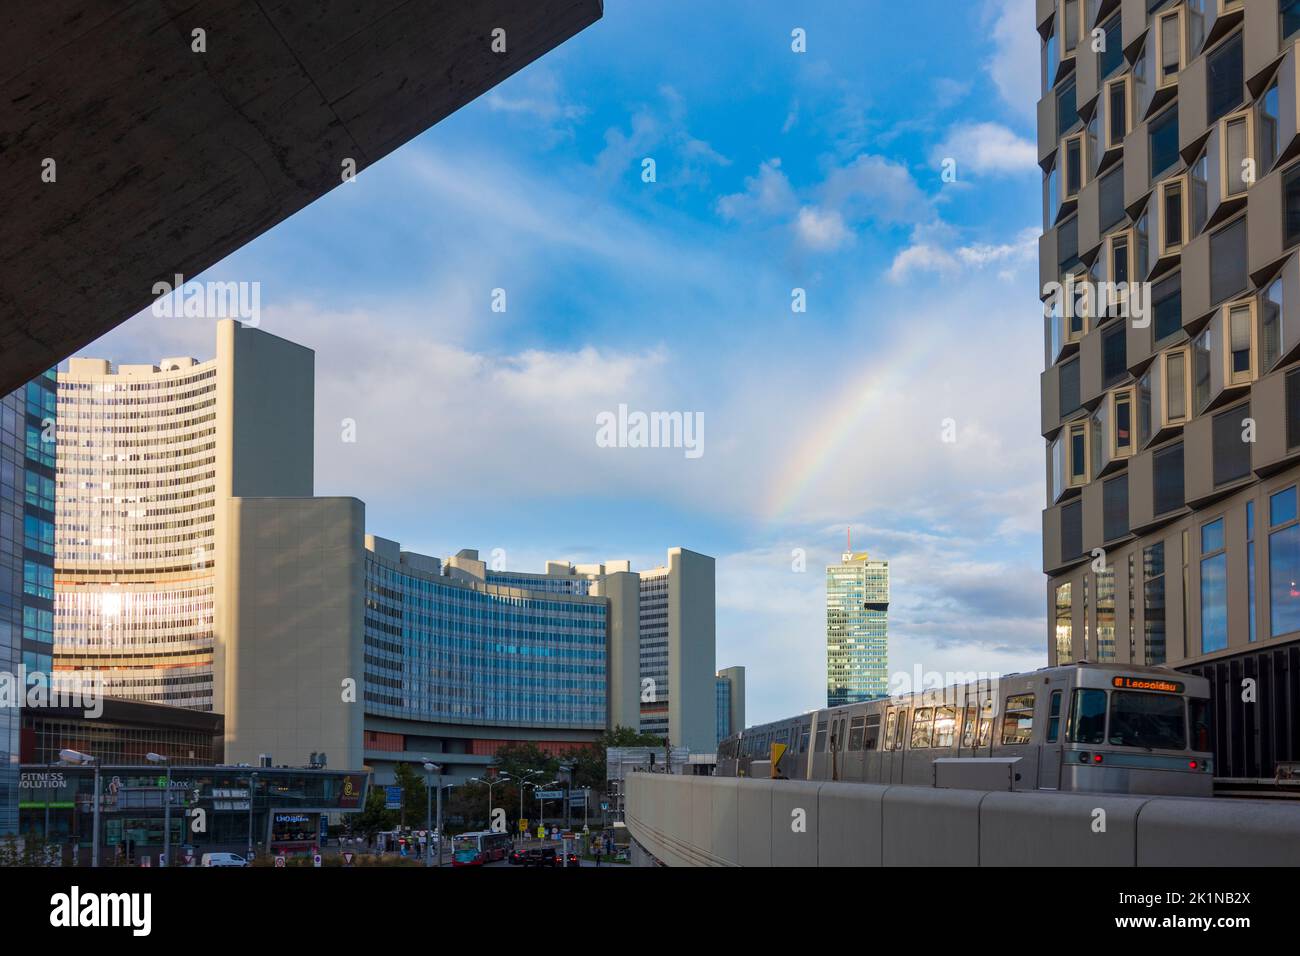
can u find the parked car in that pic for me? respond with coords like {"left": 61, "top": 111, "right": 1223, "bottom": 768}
{"left": 200, "top": 852, "right": 249, "bottom": 868}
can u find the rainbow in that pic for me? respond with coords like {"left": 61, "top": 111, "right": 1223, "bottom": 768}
{"left": 764, "top": 330, "right": 935, "bottom": 523}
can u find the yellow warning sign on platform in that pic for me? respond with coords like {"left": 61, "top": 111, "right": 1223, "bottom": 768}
{"left": 770, "top": 743, "right": 787, "bottom": 777}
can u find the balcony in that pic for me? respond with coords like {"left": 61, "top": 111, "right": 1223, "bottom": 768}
{"left": 1189, "top": 298, "right": 1260, "bottom": 414}
{"left": 1092, "top": 386, "right": 1137, "bottom": 477}
{"left": 1137, "top": 346, "right": 1193, "bottom": 448}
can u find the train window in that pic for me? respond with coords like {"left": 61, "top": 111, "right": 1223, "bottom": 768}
{"left": 863, "top": 714, "right": 881, "bottom": 750}
{"left": 815, "top": 723, "right": 828, "bottom": 753}
{"left": 894, "top": 710, "right": 909, "bottom": 749}
{"left": 1067, "top": 689, "right": 1107, "bottom": 744}
{"left": 977, "top": 701, "right": 994, "bottom": 747}
{"left": 961, "top": 706, "right": 977, "bottom": 748}
{"left": 883, "top": 711, "right": 897, "bottom": 750}
{"left": 1109, "top": 690, "right": 1185, "bottom": 749}
{"left": 777, "top": 728, "right": 789, "bottom": 746}
{"left": 1046, "top": 690, "right": 1063, "bottom": 743}
{"left": 799, "top": 725, "right": 810, "bottom": 753}
{"left": 848, "top": 715, "right": 866, "bottom": 751}
{"left": 1001, "top": 694, "right": 1036, "bottom": 744}
{"left": 911, "top": 708, "right": 935, "bottom": 748}
{"left": 933, "top": 706, "right": 957, "bottom": 747}
{"left": 1189, "top": 698, "right": 1211, "bottom": 752}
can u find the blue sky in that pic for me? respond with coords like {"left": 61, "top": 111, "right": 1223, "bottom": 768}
{"left": 91, "top": 0, "right": 1049, "bottom": 724}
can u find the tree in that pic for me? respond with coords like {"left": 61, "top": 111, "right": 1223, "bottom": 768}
{"left": 392, "top": 762, "right": 429, "bottom": 829}
{"left": 355, "top": 783, "right": 397, "bottom": 836}
{"left": 598, "top": 725, "right": 665, "bottom": 749}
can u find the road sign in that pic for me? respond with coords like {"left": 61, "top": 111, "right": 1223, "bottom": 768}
{"left": 313, "top": 854, "right": 322, "bottom": 868}
{"left": 342, "top": 851, "right": 354, "bottom": 866}
{"left": 384, "top": 785, "right": 402, "bottom": 810}
{"left": 518, "top": 818, "right": 528, "bottom": 833}
{"left": 183, "top": 853, "right": 194, "bottom": 866}
{"left": 535, "top": 789, "right": 563, "bottom": 799}
{"left": 274, "top": 855, "right": 286, "bottom": 867}
{"left": 158, "top": 853, "right": 166, "bottom": 867}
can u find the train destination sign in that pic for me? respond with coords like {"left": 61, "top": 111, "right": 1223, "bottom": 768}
{"left": 1112, "top": 676, "right": 1183, "bottom": 694}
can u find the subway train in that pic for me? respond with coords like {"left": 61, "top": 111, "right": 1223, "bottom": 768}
{"left": 716, "top": 663, "right": 1215, "bottom": 797}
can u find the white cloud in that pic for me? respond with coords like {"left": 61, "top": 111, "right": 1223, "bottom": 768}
{"left": 932, "top": 121, "right": 1038, "bottom": 176}
{"left": 818, "top": 154, "right": 931, "bottom": 226}
{"left": 888, "top": 223, "right": 1038, "bottom": 282}
{"left": 984, "top": 0, "right": 1039, "bottom": 120}
{"left": 716, "top": 158, "right": 797, "bottom": 221}
{"left": 794, "top": 206, "right": 851, "bottom": 250}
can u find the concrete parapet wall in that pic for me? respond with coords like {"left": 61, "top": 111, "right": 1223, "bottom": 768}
{"left": 624, "top": 773, "right": 1300, "bottom": 866}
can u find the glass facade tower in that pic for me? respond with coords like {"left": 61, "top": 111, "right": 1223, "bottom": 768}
{"left": 0, "top": 370, "right": 57, "bottom": 835}
{"left": 826, "top": 552, "right": 889, "bottom": 707}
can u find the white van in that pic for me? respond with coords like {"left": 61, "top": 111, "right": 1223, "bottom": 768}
{"left": 201, "top": 852, "right": 249, "bottom": 867}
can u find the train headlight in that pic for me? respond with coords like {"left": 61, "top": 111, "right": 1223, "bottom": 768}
{"left": 1079, "top": 753, "right": 1089, "bottom": 763}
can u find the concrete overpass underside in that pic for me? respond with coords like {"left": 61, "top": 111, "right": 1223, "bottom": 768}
{"left": 0, "top": 0, "right": 603, "bottom": 393}
{"left": 626, "top": 772, "right": 1300, "bottom": 866}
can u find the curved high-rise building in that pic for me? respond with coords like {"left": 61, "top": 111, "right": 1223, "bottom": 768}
{"left": 53, "top": 320, "right": 314, "bottom": 710}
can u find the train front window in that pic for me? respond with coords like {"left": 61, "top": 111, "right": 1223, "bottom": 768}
{"left": 1108, "top": 691, "right": 1185, "bottom": 750}
{"left": 1067, "top": 689, "right": 1107, "bottom": 743}
{"left": 1189, "top": 699, "right": 1211, "bottom": 752}
{"left": 815, "top": 724, "right": 828, "bottom": 752}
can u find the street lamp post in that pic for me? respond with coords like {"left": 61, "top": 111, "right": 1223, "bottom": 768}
{"left": 514, "top": 769, "right": 544, "bottom": 841}
{"left": 468, "top": 775, "right": 510, "bottom": 832}
{"left": 146, "top": 753, "right": 171, "bottom": 867}
{"left": 423, "top": 761, "right": 443, "bottom": 867}
{"left": 247, "top": 772, "right": 258, "bottom": 862}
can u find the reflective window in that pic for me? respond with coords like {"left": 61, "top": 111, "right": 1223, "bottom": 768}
{"left": 1001, "top": 694, "right": 1036, "bottom": 745}
{"left": 1068, "top": 688, "right": 1107, "bottom": 743}
{"left": 1109, "top": 691, "right": 1186, "bottom": 749}
{"left": 1144, "top": 542, "right": 1167, "bottom": 664}
{"left": 910, "top": 707, "right": 934, "bottom": 749}
{"left": 1201, "top": 518, "right": 1228, "bottom": 652}
{"left": 1150, "top": 106, "right": 1180, "bottom": 179}
{"left": 1206, "top": 32, "right": 1244, "bottom": 124}
{"left": 1210, "top": 217, "right": 1248, "bottom": 305}
{"left": 1047, "top": 690, "right": 1063, "bottom": 743}
{"left": 1269, "top": 486, "right": 1300, "bottom": 637}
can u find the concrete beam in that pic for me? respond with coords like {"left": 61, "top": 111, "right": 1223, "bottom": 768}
{"left": 0, "top": 0, "right": 603, "bottom": 392}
